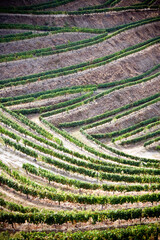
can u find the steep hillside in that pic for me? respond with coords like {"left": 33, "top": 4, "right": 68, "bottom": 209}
{"left": 0, "top": 0, "right": 160, "bottom": 239}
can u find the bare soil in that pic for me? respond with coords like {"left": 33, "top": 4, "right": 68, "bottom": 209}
{"left": 46, "top": 77, "right": 160, "bottom": 125}
{"left": 0, "top": 1, "right": 160, "bottom": 234}
{"left": 116, "top": 125, "right": 160, "bottom": 144}
{"left": 0, "top": 9, "right": 159, "bottom": 29}
{"left": 0, "top": 29, "right": 42, "bottom": 36}
{"left": 87, "top": 101, "right": 160, "bottom": 135}
{"left": 0, "top": 43, "right": 159, "bottom": 98}
{"left": 0, "top": 21, "right": 159, "bottom": 80}
{"left": 0, "top": 0, "right": 50, "bottom": 7}
{"left": 115, "top": 0, "right": 141, "bottom": 7}
{"left": 110, "top": 143, "right": 160, "bottom": 160}
{"left": 0, "top": 174, "right": 159, "bottom": 212}
{"left": 152, "top": 0, "right": 160, "bottom": 6}
{"left": 8, "top": 92, "right": 83, "bottom": 111}
{"left": 1, "top": 214, "right": 159, "bottom": 233}
{"left": 0, "top": 32, "right": 97, "bottom": 55}
{"left": 52, "top": 0, "right": 107, "bottom": 11}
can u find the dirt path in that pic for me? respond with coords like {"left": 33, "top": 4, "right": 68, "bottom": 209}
{"left": 29, "top": 115, "right": 106, "bottom": 161}
{"left": 30, "top": 114, "right": 160, "bottom": 166}
{"left": 69, "top": 127, "right": 121, "bottom": 162}
{"left": 115, "top": 144, "right": 160, "bottom": 160}
{"left": 0, "top": 143, "right": 105, "bottom": 184}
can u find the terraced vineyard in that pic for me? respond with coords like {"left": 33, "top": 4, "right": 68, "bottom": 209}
{"left": 0, "top": 0, "right": 160, "bottom": 239}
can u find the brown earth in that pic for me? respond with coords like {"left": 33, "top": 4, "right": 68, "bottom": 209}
{"left": 0, "top": 43, "right": 159, "bottom": 98}
{"left": 0, "top": 21, "right": 159, "bottom": 80}
{"left": 0, "top": 32, "right": 97, "bottom": 55}
{"left": 0, "top": 29, "right": 41, "bottom": 36}
{"left": 0, "top": 0, "right": 106, "bottom": 8}
{"left": 87, "top": 101, "right": 160, "bottom": 135}
{"left": 115, "top": 0, "right": 141, "bottom": 7}
{"left": 52, "top": 0, "right": 107, "bottom": 11}
{"left": 0, "top": 0, "right": 50, "bottom": 7}
{"left": 2, "top": 216, "right": 159, "bottom": 233}
{"left": 8, "top": 92, "right": 83, "bottom": 111}
{"left": 46, "top": 77, "right": 160, "bottom": 125}
{"left": 152, "top": 0, "right": 160, "bottom": 6}
{"left": 0, "top": 1, "right": 160, "bottom": 233}
{"left": 0, "top": 9, "right": 159, "bottom": 28}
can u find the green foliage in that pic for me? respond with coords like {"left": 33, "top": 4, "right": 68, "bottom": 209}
{"left": 82, "top": 92, "right": 160, "bottom": 130}
{"left": 93, "top": 117, "right": 160, "bottom": 139}
{"left": 0, "top": 204, "right": 160, "bottom": 225}
{"left": 1, "top": 160, "right": 160, "bottom": 205}
{"left": 81, "top": 128, "right": 160, "bottom": 168}
{"left": 0, "top": 125, "right": 20, "bottom": 142}
{"left": 0, "top": 10, "right": 160, "bottom": 238}
{"left": 5, "top": 224, "right": 160, "bottom": 240}
{"left": 112, "top": 120, "right": 160, "bottom": 143}
{"left": 1, "top": 36, "right": 159, "bottom": 89}
{"left": 120, "top": 129, "right": 160, "bottom": 145}
{"left": 1, "top": 2, "right": 159, "bottom": 15}
{"left": 0, "top": 197, "right": 39, "bottom": 213}
{"left": 2, "top": 137, "right": 38, "bottom": 158}
{"left": 0, "top": 85, "right": 96, "bottom": 104}
{"left": 0, "top": 23, "right": 105, "bottom": 34}
{"left": 0, "top": 108, "right": 62, "bottom": 145}
{"left": 4, "top": 0, "right": 77, "bottom": 11}
{"left": 144, "top": 136, "right": 160, "bottom": 147}
{"left": 15, "top": 91, "right": 94, "bottom": 115}
{"left": 42, "top": 118, "right": 160, "bottom": 168}
{"left": 59, "top": 92, "right": 160, "bottom": 128}
{"left": 0, "top": 32, "right": 48, "bottom": 43}
{"left": 69, "top": 4, "right": 159, "bottom": 15}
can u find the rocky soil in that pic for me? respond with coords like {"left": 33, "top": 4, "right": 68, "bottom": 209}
{"left": 0, "top": 21, "right": 159, "bottom": 80}
{"left": 52, "top": 0, "right": 107, "bottom": 12}
{"left": 115, "top": 0, "right": 141, "bottom": 7}
{"left": 0, "top": 1, "right": 160, "bottom": 235}
{"left": 0, "top": 29, "right": 40, "bottom": 36}
{"left": 46, "top": 77, "right": 160, "bottom": 125}
{"left": 0, "top": 43, "right": 159, "bottom": 98}
{"left": 0, "top": 9, "right": 159, "bottom": 28}
{"left": 0, "top": 0, "right": 50, "bottom": 7}
{"left": 0, "top": 32, "right": 97, "bottom": 55}
{"left": 8, "top": 92, "right": 83, "bottom": 111}
{"left": 87, "top": 101, "right": 160, "bottom": 135}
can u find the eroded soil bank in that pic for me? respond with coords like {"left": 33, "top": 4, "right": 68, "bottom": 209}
{"left": 0, "top": 32, "right": 97, "bottom": 55}
{"left": 87, "top": 102, "right": 160, "bottom": 135}
{"left": 46, "top": 77, "right": 160, "bottom": 125}
{"left": 0, "top": 21, "right": 159, "bottom": 80}
{"left": 8, "top": 92, "right": 83, "bottom": 111}
{"left": 0, "top": 44, "right": 159, "bottom": 98}
{"left": 53, "top": 0, "right": 107, "bottom": 12}
{"left": 0, "top": 9, "right": 159, "bottom": 29}
{"left": 0, "top": 0, "right": 50, "bottom": 7}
